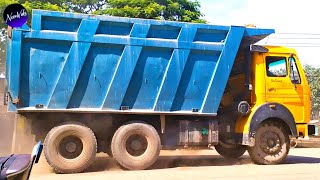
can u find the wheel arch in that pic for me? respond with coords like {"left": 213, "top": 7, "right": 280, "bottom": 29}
{"left": 249, "top": 102, "right": 298, "bottom": 138}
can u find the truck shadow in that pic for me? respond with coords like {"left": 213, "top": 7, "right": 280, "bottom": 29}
{"left": 85, "top": 154, "right": 320, "bottom": 173}
{"left": 85, "top": 154, "right": 252, "bottom": 172}
{"left": 149, "top": 155, "right": 252, "bottom": 169}
{"left": 283, "top": 155, "right": 320, "bottom": 164}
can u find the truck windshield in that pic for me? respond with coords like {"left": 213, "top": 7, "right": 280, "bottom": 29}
{"left": 266, "top": 56, "right": 287, "bottom": 77}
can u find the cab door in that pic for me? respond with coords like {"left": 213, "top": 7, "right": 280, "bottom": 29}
{"left": 265, "top": 54, "right": 305, "bottom": 123}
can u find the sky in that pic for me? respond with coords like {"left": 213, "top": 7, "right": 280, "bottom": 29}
{"left": 198, "top": 0, "right": 320, "bottom": 67}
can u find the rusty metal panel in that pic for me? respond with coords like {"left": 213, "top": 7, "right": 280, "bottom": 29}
{"left": 208, "top": 121, "right": 219, "bottom": 145}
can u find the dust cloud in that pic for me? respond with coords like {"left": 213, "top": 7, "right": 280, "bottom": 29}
{"left": 84, "top": 150, "right": 251, "bottom": 173}
{"left": 0, "top": 107, "right": 34, "bottom": 156}
{"left": 0, "top": 105, "right": 15, "bottom": 156}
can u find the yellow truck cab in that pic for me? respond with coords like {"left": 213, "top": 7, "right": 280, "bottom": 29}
{"left": 233, "top": 45, "right": 311, "bottom": 164}
{"left": 260, "top": 46, "right": 310, "bottom": 131}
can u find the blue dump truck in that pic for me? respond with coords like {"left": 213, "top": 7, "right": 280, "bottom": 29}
{"left": 6, "top": 10, "right": 312, "bottom": 173}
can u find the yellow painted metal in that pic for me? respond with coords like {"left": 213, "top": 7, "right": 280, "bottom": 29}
{"left": 296, "top": 123, "right": 309, "bottom": 137}
{"left": 235, "top": 46, "right": 311, "bottom": 135}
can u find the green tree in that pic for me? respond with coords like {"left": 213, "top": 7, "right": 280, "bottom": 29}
{"left": 0, "top": 1, "right": 70, "bottom": 75}
{"left": 304, "top": 65, "right": 320, "bottom": 117}
{"left": 94, "top": 0, "right": 206, "bottom": 23}
{"left": 1, "top": 0, "right": 205, "bottom": 38}
{"left": 0, "top": 0, "right": 17, "bottom": 30}
{"left": 1, "top": 0, "right": 108, "bottom": 35}
{"left": 65, "top": 0, "right": 106, "bottom": 13}
{"left": 16, "top": 0, "right": 106, "bottom": 13}
{"left": 0, "top": 0, "right": 206, "bottom": 76}
{"left": 1, "top": 1, "right": 68, "bottom": 29}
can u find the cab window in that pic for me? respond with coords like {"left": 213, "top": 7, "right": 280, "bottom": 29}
{"left": 266, "top": 56, "right": 287, "bottom": 77}
{"left": 289, "top": 57, "right": 301, "bottom": 84}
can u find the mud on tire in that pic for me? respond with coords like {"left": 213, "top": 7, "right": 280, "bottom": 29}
{"left": 44, "top": 122, "right": 97, "bottom": 173}
{"left": 248, "top": 121, "right": 290, "bottom": 165}
{"left": 111, "top": 122, "right": 161, "bottom": 170}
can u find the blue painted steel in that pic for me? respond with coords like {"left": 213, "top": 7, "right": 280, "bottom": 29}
{"left": 102, "top": 45, "right": 142, "bottom": 109}
{"left": 6, "top": 10, "right": 275, "bottom": 115}
{"left": 201, "top": 26, "right": 245, "bottom": 113}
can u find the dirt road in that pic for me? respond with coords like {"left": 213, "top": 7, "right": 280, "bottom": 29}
{"left": 30, "top": 148, "right": 320, "bottom": 180}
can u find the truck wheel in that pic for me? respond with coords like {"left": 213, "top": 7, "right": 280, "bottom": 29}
{"left": 248, "top": 121, "right": 289, "bottom": 165}
{"left": 214, "top": 142, "right": 246, "bottom": 159}
{"left": 111, "top": 122, "right": 161, "bottom": 170}
{"left": 44, "top": 122, "right": 97, "bottom": 173}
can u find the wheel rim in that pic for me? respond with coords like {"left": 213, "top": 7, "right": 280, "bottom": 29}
{"left": 59, "top": 135, "right": 83, "bottom": 159}
{"left": 260, "top": 131, "right": 281, "bottom": 154}
{"left": 125, "top": 134, "right": 148, "bottom": 157}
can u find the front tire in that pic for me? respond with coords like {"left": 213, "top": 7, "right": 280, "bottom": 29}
{"left": 248, "top": 121, "right": 290, "bottom": 165}
{"left": 44, "top": 122, "right": 97, "bottom": 173}
{"left": 111, "top": 122, "right": 161, "bottom": 170}
{"left": 214, "top": 142, "right": 246, "bottom": 159}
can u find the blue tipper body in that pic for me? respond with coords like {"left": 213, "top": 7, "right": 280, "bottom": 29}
{"left": 5, "top": 10, "right": 274, "bottom": 116}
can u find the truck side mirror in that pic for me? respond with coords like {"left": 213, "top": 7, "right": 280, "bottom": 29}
{"left": 289, "top": 56, "right": 299, "bottom": 87}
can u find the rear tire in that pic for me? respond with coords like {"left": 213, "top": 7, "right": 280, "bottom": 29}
{"left": 111, "top": 122, "right": 161, "bottom": 170}
{"left": 214, "top": 142, "right": 246, "bottom": 159}
{"left": 248, "top": 121, "right": 290, "bottom": 165}
{"left": 44, "top": 122, "right": 97, "bottom": 173}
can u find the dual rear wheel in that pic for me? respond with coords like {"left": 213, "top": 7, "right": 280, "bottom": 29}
{"left": 44, "top": 121, "right": 161, "bottom": 173}
{"left": 111, "top": 122, "right": 161, "bottom": 170}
